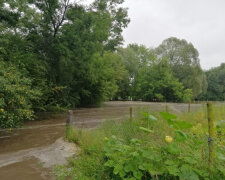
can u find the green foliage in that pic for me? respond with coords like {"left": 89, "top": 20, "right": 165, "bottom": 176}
{"left": 103, "top": 135, "right": 207, "bottom": 180}
{"left": 57, "top": 107, "right": 225, "bottom": 180}
{"left": 0, "top": 2, "right": 19, "bottom": 26}
{"left": 78, "top": 52, "right": 127, "bottom": 106}
{"left": 116, "top": 45, "right": 155, "bottom": 100}
{"left": 1, "top": 0, "right": 224, "bottom": 131}
{"left": 92, "top": 0, "right": 130, "bottom": 51}
{"left": 0, "top": 61, "right": 41, "bottom": 128}
{"left": 202, "top": 63, "right": 225, "bottom": 101}
{"left": 160, "top": 112, "right": 193, "bottom": 130}
{"left": 155, "top": 37, "right": 207, "bottom": 98}
{"left": 104, "top": 136, "right": 162, "bottom": 179}
{"left": 116, "top": 44, "right": 196, "bottom": 102}
{"left": 139, "top": 127, "right": 154, "bottom": 133}
{"left": 0, "top": 32, "right": 48, "bottom": 110}
{"left": 0, "top": 0, "right": 130, "bottom": 126}
{"left": 134, "top": 57, "right": 188, "bottom": 102}
{"left": 183, "top": 89, "right": 193, "bottom": 102}
{"left": 101, "top": 112, "right": 225, "bottom": 179}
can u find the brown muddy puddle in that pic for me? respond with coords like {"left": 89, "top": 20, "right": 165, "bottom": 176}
{"left": 0, "top": 116, "right": 66, "bottom": 180}
{"left": 0, "top": 101, "right": 202, "bottom": 180}
{"left": 0, "top": 157, "right": 54, "bottom": 180}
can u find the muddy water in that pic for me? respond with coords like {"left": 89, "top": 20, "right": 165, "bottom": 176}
{"left": 0, "top": 114, "right": 66, "bottom": 180}
{"left": 0, "top": 101, "right": 202, "bottom": 180}
{"left": 0, "top": 157, "right": 54, "bottom": 180}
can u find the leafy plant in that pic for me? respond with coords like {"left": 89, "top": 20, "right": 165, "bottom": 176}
{"left": 0, "top": 61, "right": 41, "bottom": 128}
{"left": 57, "top": 109, "right": 225, "bottom": 180}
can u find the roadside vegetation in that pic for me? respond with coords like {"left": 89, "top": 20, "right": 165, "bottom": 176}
{"left": 55, "top": 105, "right": 225, "bottom": 180}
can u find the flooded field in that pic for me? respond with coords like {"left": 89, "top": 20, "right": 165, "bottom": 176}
{"left": 0, "top": 101, "right": 203, "bottom": 180}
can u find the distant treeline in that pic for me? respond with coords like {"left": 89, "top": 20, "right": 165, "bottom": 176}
{"left": 116, "top": 41, "right": 225, "bottom": 102}
{"left": 0, "top": 0, "right": 224, "bottom": 128}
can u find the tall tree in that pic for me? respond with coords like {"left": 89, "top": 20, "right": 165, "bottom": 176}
{"left": 155, "top": 37, "right": 207, "bottom": 98}
{"left": 0, "top": 0, "right": 130, "bottom": 127}
{"left": 203, "top": 63, "right": 225, "bottom": 101}
{"left": 92, "top": 0, "right": 130, "bottom": 51}
{"left": 0, "top": 1, "right": 19, "bottom": 27}
{"left": 133, "top": 57, "right": 188, "bottom": 102}
{"left": 117, "top": 45, "right": 155, "bottom": 99}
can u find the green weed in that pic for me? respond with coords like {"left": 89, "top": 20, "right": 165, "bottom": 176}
{"left": 56, "top": 106, "right": 225, "bottom": 180}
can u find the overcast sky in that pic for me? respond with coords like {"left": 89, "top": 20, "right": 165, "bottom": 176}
{"left": 82, "top": 0, "right": 225, "bottom": 70}
{"left": 121, "top": 0, "right": 225, "bottom": 70}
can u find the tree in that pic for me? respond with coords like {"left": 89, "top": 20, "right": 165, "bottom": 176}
{"left": 79, "top": 52, "right": 127, "bottom": 105}
{"left": 92, "top": 0, "right": 130, "bottom": 51}
{"left": 117, "top": 44, "right": 155, "bottom": 99}
{"left": 0, "top": 0, "right": 130, "bottom": 127}
{"left": 155, "top": 37, "right": 207, "bottom": 98}
{"left": 51, "top": 2, "right": 129, "bottom": 106}
{"left": 0, "top": 1, "right": 19, "bottom": 27}
{"left": 0, "top": 61, "right": 41, "bottom": 128}
{"left": 203, "top": 63, "right": 225, "bottom": 101}
{"left": 133, "top": 57, "right": 188, "bottom": 102}
{"left": 116, "top": 44, "right": 191, "bottom": 102}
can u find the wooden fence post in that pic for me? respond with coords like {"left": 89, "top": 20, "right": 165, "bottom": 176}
{"left": 165, "top": 104, "right": 168, "bottom": 113}
{"left": 130, "top": 107, "right": 133, "bottom": 120}
{"left": 207, "top": 102, "right": 215, "bottom": 169}
{"left": 188, "top": 102, "right": 191, "bottom": 113}
{"left": 66, "top": 110, "right": 73, "bottom": 127}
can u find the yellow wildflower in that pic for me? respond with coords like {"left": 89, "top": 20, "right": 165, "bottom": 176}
{"left": 165, "top": 136, "right": 173, "bottom": 143}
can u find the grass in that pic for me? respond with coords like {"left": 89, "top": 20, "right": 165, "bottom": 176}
{"left": 55, "top": 104, "right": 225, "bottom": 180}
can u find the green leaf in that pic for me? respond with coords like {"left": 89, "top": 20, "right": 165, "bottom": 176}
{"left": 126, "top": 178, "right": 136, "bottom": 180}
{"left": 148, "top": 167, "right": 163, "bottom": 176}
{"left": 142, "top": 150, "right": 158, "bottom": 161}
{"left": 113, "top": 164, "right": 123, "bottom": 175}
{"left": 166, "top": 165, "right": 180, "bottom": 176}
{"left": 138, "top": 164, "right": 146, "bottom": 171}
{"left": 124, "top": 163, "right": 136, "bottom": 172}
{"left": 165, "top": 160, "right": 176, "bottom": 166}
{"left": 149, "top": 115, "right": 158, "bottom": 121}
{"left": 175, "top": 130, "right": 188, "bottom": 142}
{"left": 174, "top": 121, "right": 192, "bottom": 130}
{"left": 139, "top": 127, "right": 154, "bottom": 133}
{"left": 133, "top": 171, "right": 142, "bottom": 179}
{"left": 142, "top": 112, "right": 150, "bottom": 120}
{"left": 179, "top": 164, "right": 199, "bottom": 180}
{"left": 216, "top": 120, "right": 225, "bottom": 129}
{"left": 119, "top": 169, "right": 126, "bottom": 178}
{"left": 130, "top": 138, "right": 142, "bottom": 144}
{"left": 183, "top": 157, "right": 197, "bottom": 164}
{"left": 217, "top": 152, "right": 225, "bottom": 161}
{"left": 104, "top": 160, "right": 115, "bottom": 167}
{"left": 160, "top": 112, "right": 177, "bottom": 120}
{"left": 167, "top": 143, "right": 180, "bottom": 154}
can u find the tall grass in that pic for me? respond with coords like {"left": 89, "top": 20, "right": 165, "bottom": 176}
{"left": 55, "top": 104, "right": 225, "bottom": 180}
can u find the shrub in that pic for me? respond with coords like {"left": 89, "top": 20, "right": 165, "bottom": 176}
{"left": 0, "top": 61, "right": 41, "bottom": 128}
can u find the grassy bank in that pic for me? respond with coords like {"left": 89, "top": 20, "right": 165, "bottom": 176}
{"left": 55, "top": 105, "right": 225, "bottom": 180}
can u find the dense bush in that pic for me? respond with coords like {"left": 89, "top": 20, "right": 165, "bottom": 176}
{"left": 133, "top": 58, "right": 193, "bottom": 102}
{"left": 0, "top": 61, "right": 41, "bottom": 128}
{"left": 202, "top": 63, "right": 225, "bottom": 101}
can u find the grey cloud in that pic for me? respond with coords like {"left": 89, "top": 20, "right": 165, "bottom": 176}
{"left": 122, "top": 0, "right": 225, "bottom": 69}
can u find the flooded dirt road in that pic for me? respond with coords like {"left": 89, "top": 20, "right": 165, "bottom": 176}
{"left": 0, "top": 101, "right": 202, "bottom": 180}
{"left": 0, "top": 114, "right": 67, "bottom": 180}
